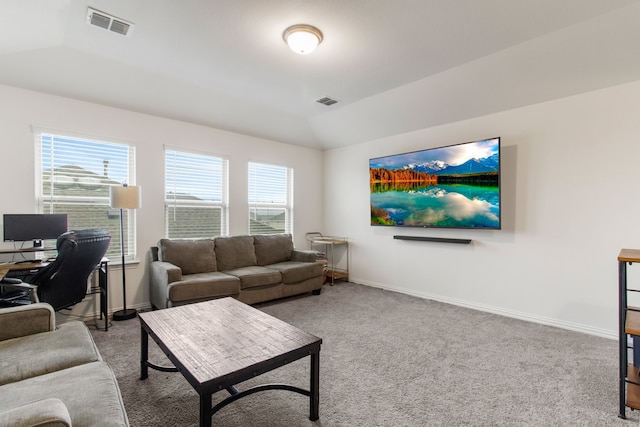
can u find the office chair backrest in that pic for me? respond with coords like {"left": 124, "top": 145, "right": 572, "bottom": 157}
{"left": 31, "top": 228, "right": 111, "bottom": 311}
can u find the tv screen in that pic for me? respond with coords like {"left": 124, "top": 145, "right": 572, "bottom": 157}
{"left": 3, "top": 214, "right": 68, "bottom": 244}
{"left": 370, "top": 137, "right": 501, "bottom": 229}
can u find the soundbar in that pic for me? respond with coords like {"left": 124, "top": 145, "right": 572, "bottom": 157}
{"left": 393, "top": 235, "right": 472, "bottom": 244}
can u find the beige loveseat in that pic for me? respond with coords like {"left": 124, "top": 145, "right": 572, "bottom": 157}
{"left": 150, "top": 233, "right": 324, "bottom": 309}
{"left": 0, "top": 303, "right": 129, "bottom": 426}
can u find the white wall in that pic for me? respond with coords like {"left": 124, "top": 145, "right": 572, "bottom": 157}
{"left": 0, "top": 84, "right": 324, "bottom": 316}
{"left": 323, "top": 79, "right": 640, "bottom": 338}
{"left": 4, "top": 79, "right": 639, "bottom": 338}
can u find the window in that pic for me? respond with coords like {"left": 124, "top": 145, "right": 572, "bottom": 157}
{"left": 165, "top": 149, "right": 228, "bottom": 238}
{"left": 36, "top": 131, "right": 137, "bottom": 261}
{"left": 248, "top": 162, "right": 293, "bottom": 235}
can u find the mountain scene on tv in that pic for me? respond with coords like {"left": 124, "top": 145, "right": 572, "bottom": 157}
{"left": 370, "top": 138, "right": 500, "bottom": 229}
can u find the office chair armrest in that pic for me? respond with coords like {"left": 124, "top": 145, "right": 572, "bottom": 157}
{"left": 0, "top": 303, "right": 55, "bottom": 342}
{"left": 1, "top": 281, "right": 39, "bottom": 299}
{"left": 0, "top": 398, "right": 71, "bottom": 427}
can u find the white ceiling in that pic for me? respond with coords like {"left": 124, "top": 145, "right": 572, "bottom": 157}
{"left": 1, "top": 0, "right": 640, "bottom": 150}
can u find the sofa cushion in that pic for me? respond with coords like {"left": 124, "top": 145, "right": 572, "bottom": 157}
{"left": 215, "top": 235, "right": 257, "bottom": 271}
{"left": 267, "top": 261, "right": 324, "bottom": 284}
{"left": 0, "top": 361, "right": 128, "bottom": 427}
{"left": 253, "top": 233, "right": 293, "bottom": 266}
{"left": 222, "top": 266, "right": 282, "bottom": 289}
{"left": 0, "top": 321, "right": 101, "bottom": 386}
{"left": 158, "top": 239, "right": 216, "bottom": 274}
{"left": 167, "top": 272, "right": 240, "bottom": 302}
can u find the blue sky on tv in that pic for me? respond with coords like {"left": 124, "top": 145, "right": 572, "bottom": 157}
{"left": 370, "top": 137, "right": 499, "bottom": 169}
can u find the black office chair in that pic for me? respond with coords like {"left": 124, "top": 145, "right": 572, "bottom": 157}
{"left": 6, "top": 229, "right": 112, "bottom": 311}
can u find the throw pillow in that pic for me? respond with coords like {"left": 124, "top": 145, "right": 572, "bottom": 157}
{"left": 214, "top": 235, "right": 257, "bottom": 271}
{"left": 253, "top": 233, "right": 293, "bottom": 266}
{"left": 158, "top": 239, "right": 216, "bottom": 274}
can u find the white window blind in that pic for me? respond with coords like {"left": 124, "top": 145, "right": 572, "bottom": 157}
{"left": 165, "top": 149, "right": 228, "bottom": 238}
{"left": 36, "top": 132, "right": 137, "bottom": 261}
{"left": 248, "top": 162, "right": 293, "bottom": 235}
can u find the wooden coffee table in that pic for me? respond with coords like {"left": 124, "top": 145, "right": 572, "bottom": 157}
{"left": 139, "top": 297, "right": 322, "bottom": 427}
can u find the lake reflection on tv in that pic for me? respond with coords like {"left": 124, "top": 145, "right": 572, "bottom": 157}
{"left": 369, "top": 137, "right": 501, "bottom": 229}
{"left": 370, "top": 183, "right": 500, "bottom": 228}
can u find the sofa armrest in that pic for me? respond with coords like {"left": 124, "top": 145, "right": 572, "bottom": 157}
{"left": 150, "top": 261, "right": 183, "bottom": 309}
{"left": 0, "top": 398, "right": 71, "bottom": 427}
{"left": 0, "top": 303, "right": 55, "bottom": 342}
{"left": 151, "top": 261, "right": 183, "bottom": 284}
{"left": 290, "top": 250, "right": 316, "bottom": 263}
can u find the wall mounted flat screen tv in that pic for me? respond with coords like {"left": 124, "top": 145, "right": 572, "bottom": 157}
{"left": 370, "top": 137, "right": 501, "bottom": 229}
{"left": 3, "top": 214, "right": 68, "bottom": 246}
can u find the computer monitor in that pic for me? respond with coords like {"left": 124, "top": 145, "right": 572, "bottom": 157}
{"left": 3, "top": 214, "right": 68, "bottom": 247}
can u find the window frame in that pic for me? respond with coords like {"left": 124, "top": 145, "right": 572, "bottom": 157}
{"left": 247, "top": 161, "right": 294, "bottom": 236}
{"left": 164, "top": 147, "right": 229, "bottom": 239}
{"left": 33, "top": 127, "right": 138, "bottom": 262}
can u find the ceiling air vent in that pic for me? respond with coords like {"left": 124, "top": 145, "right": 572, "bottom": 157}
{"left": 316, "top": 96, "right": 339, "bottom": 106}
{"left": 86, "top": 8, "right": 134, "bottom": 37}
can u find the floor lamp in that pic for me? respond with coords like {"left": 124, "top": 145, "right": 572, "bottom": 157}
{"left": 109, "top": 184, "right": 141, "bottom": 321}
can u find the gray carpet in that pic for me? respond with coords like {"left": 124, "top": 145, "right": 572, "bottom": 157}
{"left": 90, "top": 283, "right": 636, "bottom": 426}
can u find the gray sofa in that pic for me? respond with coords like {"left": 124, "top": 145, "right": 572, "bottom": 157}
{"left": 0, "top": 303, "right": 129, "bottom": 427}
{"left": 150, "top": 233, "right": 324, "bottom": 308}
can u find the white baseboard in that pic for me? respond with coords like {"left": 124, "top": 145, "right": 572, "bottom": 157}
{"left": 351, "top": 278, "right": 617, "bottom": 340}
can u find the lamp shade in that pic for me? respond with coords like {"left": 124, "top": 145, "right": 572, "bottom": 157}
{"left": 283, "top": 24, "right": 323, "bottom": 55}
{"left": 110, "top": 185, "right": 141, "bottom": 209}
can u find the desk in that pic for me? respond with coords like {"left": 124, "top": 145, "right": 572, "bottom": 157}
{"left": 0, "top": 247, "right": 55, "bottom": 255}
{"left": 0, "top": 261, "right": 48, "bottom": 280}
{"left": 0, "top": 258, "right": 110, "bottom": 331}
{"left": 0, "top": 246, "right": 55, "bottom": 277}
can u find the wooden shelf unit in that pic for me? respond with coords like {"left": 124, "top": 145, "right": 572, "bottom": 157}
{"left": 626, "top": 309, "right": 640, "bottom": 336}
{"left": 618, "top": 249, "right": 640, "bottom": 417}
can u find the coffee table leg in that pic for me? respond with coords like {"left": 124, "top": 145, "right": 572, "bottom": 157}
{"left": 140, "top": 326, "right": 148, "bottom": 380}
{"left": 310, "top": 351, "right": 320, "bottom": 421}
{"left": 200, "top": 392, "right": 212, "bottom": 427}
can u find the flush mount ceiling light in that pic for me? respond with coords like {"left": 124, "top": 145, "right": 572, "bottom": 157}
{"left": 283, "top": 24, "right": 323, "bottom": 55}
